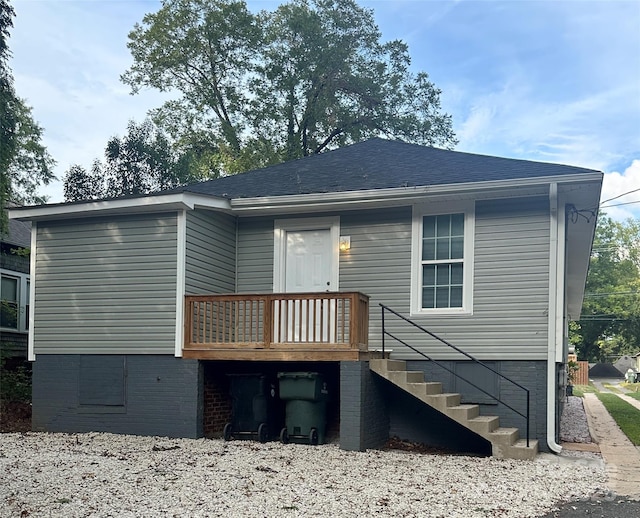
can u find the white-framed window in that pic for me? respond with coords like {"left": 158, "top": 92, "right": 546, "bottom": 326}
{"left": 1, "top": 270, "right": 30, "bottom": 332}
{"left": 410, "top": 201, "right": 474, "bottom": 315}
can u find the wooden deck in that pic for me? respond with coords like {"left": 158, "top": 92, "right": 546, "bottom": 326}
{"left": 183, "top": 292, "right": 370, "bottom": 361}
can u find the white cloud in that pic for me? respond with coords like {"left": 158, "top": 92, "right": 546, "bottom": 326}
{"left": 601, "top": 160, "right": 640, "bottom": 221}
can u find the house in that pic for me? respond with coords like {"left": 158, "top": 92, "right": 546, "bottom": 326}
{"left": 8, "top": 138, "right": 602, "bottom": 459}
{"left": 1, "top": 212, "right": 32, "bottom": 362}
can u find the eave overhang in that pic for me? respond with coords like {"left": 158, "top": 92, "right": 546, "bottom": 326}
{"left": 9, "top": 172, "right": 603, "bottom": 235}
{"left": 8, "top": 193, "right": 232, "bottom": 222}
{"left": 229, "top": 172, "right": 604, "bottom": 215}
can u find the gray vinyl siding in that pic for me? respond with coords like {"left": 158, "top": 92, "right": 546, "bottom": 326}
{"left": 236, "top": 217, "right": 274, "bottom": 293}
{"left": 185, "top": 210, "right": 236, "bottom": 295}
{"left": 339, "top": 207, "right": 413, "bottom": 350}
{"left": 339, "top": 199, "right": 550, "bottom": 360}
{"left": 471, "top": 197, "right": 550, "bottom": 359}
{"left": 339, "top": 200, "right": 550, "bottom": 359}
{"left": 235, "top": 199, "right": 551, "bottom": 361}
{"left": 33, "top": 214, "right": 178, "bottom": 354}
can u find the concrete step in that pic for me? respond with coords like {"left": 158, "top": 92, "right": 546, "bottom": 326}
{"left": 370, "top": 358, "right": 405, "bottom": 372}
{"left": 388, "top": 370, "right": 425, "bottom": 384}
{"left": 467, "top": 415, "right": 500, "bottom": 434}
{"left": 447, "top": 404, "right": 480, "bottom": 422}
{"left": 406, "top": 382, "right": 443, "bottom": 397}
{"left": 488, "top": 427, "right": 520, "bottom": 446}
{"left": 507, "top": 439, "right": 539, "bottom": 461}
{"left": 369, "top": 359, "right": 539, "bottom": 460}
{"left": 424, "top": 393, "right": 461, "bottom": 411}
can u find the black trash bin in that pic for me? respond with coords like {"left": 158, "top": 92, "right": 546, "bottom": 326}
{"left": 278, "top": 372, "right": 329, "bottom": 445}
{"left": 223, "top": 374, "right": 279, "bottom": 443}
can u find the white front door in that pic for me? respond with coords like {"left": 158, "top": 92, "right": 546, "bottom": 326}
{"left": 285, "top": 229, "right": 333, "bottom": 293}
{"left": 273, "top": 218, "right": 340, "bottom": 343}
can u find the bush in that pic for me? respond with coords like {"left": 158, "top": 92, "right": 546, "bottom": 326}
{"left": 0, "top": 362, "right": 31, "bottom": 404}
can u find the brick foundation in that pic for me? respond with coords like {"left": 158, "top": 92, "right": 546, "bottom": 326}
{"left": 203, "top": 365, "right": 232, "bottom": 438}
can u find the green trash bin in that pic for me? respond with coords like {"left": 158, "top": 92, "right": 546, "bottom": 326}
{"left": 278, "top": 372, "right": 328, "bottom": 445}
{"left": 223, "top": 374, "right": 280, "bottom": 443}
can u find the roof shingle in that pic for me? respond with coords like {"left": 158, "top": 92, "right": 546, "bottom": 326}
{"left": 176, "top": 138, "right": 600, "bottom": 199}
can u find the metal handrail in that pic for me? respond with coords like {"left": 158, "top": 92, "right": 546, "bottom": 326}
{"left": 380, "top": 303, "right": 530, "bottom": 447}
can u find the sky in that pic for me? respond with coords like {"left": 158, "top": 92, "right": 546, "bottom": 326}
{"left": 7, "top": 0, "right": 640, "bottom": 220}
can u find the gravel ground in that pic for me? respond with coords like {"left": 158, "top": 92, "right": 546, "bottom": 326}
{"left": 560, "top": 397, "right": 593, "bottom": 444}
{"left": 1, "top": 429, "right": 607, "bottom": 518}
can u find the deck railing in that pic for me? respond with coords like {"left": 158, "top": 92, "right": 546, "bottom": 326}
{"left": 184, "top": 292, "right": 369, "bottom": 358}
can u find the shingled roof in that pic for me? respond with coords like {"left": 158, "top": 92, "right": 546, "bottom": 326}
{"left": 175, "top": 138, "right": 599, "bottom": 200}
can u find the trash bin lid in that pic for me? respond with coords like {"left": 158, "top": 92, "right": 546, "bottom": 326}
{"left": 277, "top": 371, "right": 320, "bottom": 379}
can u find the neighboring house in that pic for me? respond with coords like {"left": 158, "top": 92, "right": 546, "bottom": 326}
{"left": 614, "top": 354, "right": 636, "bottom": 375}
{"left": 1, "top": 213, "right": 32, "bottom": 360}
{"left": 9, "top": 138, "right": 602, "bottom": 459}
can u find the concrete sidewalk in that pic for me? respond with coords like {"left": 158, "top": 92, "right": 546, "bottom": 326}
{"left": 582, "top": 393, "right": 640, "bottom": 499}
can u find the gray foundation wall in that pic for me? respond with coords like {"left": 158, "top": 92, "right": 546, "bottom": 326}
{"left": 32, "top": 354, "right": 203, "bottom": 438}
{"left": 339, "top": 361, "right": 389, "bottom": 451}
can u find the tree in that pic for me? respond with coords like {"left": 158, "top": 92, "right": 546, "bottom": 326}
{"left": 0, "top": 0, "right": 54, "bottom": 234}
{"left": 122, "top": 0, "right": 456, "bottom": 173}
{"left": 572, "top": 215, "right": 640, "bottom": 362}
{"left": 63, "top": 163, "right": 103, "bottom": 202}
{"left": 1, "top": 0, "right": 18, "bottom": 234}
{"left": 6, "top": 97, "right": 55, "bottom": 204}
{"left": 63, "top": 119, "right": 204, "bottom": 201}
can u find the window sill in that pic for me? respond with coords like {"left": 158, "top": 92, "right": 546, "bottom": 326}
{"left": 78, "top": 406, "right": 127, "bottom": 414}
{"left": 410, "top": 308, "right": 473, "bottom": 317}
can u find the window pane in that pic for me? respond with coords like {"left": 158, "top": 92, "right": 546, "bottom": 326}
{"left": 436, "top": 264, "right": 450, "bottom": 285}
{"left": 1, "top": 277, "right": 18, "bottom": 302}
{"left": 451, "top": 237, "right": 464, "bottom": 259}
{"left": 436, "top": 287, "right": 449, "bottom": 308}
{"left": 1, "top": 276, "right": 18, "bottom": 328}
{"left": 451, "top": 214, "right": 464, "bottom": 236}
{"left": 436, "top": 215, "right": 450, "bottom": 237}
{"left": 422, "top": 238, "right": 436, "bottom": 261}
{"left": 422, "top": 287, "right": 435, "bottom": 308}
{"left": 0, "top": 303, "right": 18, "bottom": 328}
{"left": 423, "top": 216, "right": 436, "bottom": 238}
{"left": 451, "top": 263, "right": 464, "bottom": 284}
{"left": 450, "top": 286, "right": 463, "bottom": 307}
{"left": 423, "top": 265, "right": 436, "bottom": 286}
{"left": 436, "top": 238, "right": 450, "bottom": 260}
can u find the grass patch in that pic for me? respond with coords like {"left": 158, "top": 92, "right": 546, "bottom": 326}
{"left": 572, "top": 384, "right": 597, "bottom": 397}
{"left": 595, "top": 393, "right": 640, "bottom": 445}
{"left": 626, "top": 392, "right": 640, "bottom": 402}
{"left": 603, "top": 383, "right": 624, "bottom": 394}
{"left": 622, "top": 383, "right": 640, "bottom": 393}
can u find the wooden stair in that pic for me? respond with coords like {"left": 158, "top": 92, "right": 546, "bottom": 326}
{"left": 370, "top": 359, "right": 538, "bottom": 460}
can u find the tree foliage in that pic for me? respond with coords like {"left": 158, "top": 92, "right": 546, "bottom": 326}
{"left": 122, "top": 0, "right": 456, "bottom": 173}
{"left": 0, "top": 0, "right": 54, "bottom": 234}
{"left": 572, "top": 215, "right": 640, "bottom": 362}
{"left": 63, "top": 119, "right": 204, "bottom": 201}
{"left": 0, "top": 0, "right": 18, "bottom": 234}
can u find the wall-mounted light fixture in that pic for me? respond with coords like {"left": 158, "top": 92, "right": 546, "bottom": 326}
{"left": 339, "top": 236, "right": 351, "bottom": 252}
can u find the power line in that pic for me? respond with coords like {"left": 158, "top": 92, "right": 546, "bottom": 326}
{"left": 600, "top": 200, "right": 640, "bottom": 209}
{"left": 600, "top": 187, "right": 640, "bottom": 205}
